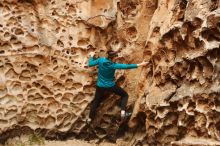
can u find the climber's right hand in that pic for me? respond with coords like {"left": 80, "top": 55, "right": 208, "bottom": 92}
{"left": 137, "top": 61, "right": 148, "bottom": 67}
{"left": 89, "top": 52, "right": 95, "bottom": 57}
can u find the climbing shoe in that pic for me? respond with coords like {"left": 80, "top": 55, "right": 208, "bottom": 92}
{"left": 121, "top": 110, "right": 132, "bottom": 119}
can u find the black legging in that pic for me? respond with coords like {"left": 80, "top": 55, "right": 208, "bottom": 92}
{"left": 89, "top": 85, "right": 128, "bottom": 120}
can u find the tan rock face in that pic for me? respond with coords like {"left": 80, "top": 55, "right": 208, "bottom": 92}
{"left": 0, "top": 0, "right": 109, "bottom": 140}
{"left": 0, "top": 0, "right": 220, "bottom": 145}
{"left": 129, "top": 0, "right": 220, "bottom": 145}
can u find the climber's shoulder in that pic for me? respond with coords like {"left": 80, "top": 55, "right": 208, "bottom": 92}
{"left": 99, "top": 58, "right": 114, "bottom": 66}
{"left": 98, "top": 57, "right": 108, "bottom": 62}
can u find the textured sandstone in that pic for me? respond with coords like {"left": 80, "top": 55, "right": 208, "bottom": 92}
{"left": 0, "top": 0, "right": 220, "bottom": 146}
{"left": 129, "top": 0, "right": 220, "bottom": 145}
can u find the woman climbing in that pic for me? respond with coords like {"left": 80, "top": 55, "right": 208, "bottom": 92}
{"left": 87, "top": 50, "right": 148, "bottom": 123}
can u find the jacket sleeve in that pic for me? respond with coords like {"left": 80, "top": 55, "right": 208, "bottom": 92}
{"left": 113, "top": 63, "right": 138, "bottom": 69}
{"left": 88, "top": 56, "right": 100, "bottom": 67}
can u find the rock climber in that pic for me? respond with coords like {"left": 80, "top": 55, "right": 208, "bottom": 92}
{"left": 86, "top": 50, "right": 148, "bottom": 123}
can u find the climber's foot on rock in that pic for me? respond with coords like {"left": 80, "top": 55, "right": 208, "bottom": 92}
{"left": 121, "top": 110, "right": 132, "bottom": 119}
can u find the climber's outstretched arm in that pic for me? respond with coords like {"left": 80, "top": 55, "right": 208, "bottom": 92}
{"left": 113, "top": 63, "right": 137, "bottom": 69}
{"left": 113, "top": 61, "right": 148, "bottom": 69}
{"left": 137, "top": 61, "right": 148, "bottom": 67}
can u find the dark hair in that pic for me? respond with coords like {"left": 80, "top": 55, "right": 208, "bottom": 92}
{"left": 107, "top": 50, "right": 118, "bottom": 59}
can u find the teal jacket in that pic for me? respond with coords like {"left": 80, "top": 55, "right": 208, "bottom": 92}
{"left": 88, "top": 57, "right": 138, "bottom": 88}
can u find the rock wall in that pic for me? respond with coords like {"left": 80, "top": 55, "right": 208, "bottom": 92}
{"left": 0, "top": 0, "right": 117, "bottom": 141}
{"left": 0, "top": 0, "right": 155, "bottom": 142}
{"left": 129, "top": 0, "right": 220, "bottom": 145}
{"left": 0, "top": 0, "right": 220, "bottom": 145}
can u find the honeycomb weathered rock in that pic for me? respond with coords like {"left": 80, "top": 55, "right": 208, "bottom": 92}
{"left": 0, "top": 0, "right": 220, "bottom": 146}
{"left": 0, "top": 0, "right": 118, "bottom": 141}
{"left": 129, "top": 0, "right": 220, "bottom": 145}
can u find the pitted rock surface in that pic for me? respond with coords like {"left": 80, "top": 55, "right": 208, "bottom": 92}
{"left": 0, "top": 0, "right": 220, "bottom": 145}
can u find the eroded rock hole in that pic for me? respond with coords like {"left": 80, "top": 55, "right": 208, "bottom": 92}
{"left": 176, "top": 0, "right": 188, "bottom": 21}
{"left": 18, "top": 0, "right": 34, "bottom": 4}
{"left": 14, "top": 28, "right": 24, "bottom": 35}
{"left": 57, "top": 40, "right": 64, "bottom": 47}
{"left": 4, "top": 32, "right": 10, "bottom": 38}
{"left": 126, "top": 26, "right": 137, "bottom": 38}
{"left": 202, "top": 28, "right": 220, "bottom": 41}
{"left": 210, "top": 0, "right": 219, "bottom": 11}
{"left": 77, "top": 39, "right": 88, "bottom": 46}
{"left": 192, "top": 17, "right": 203, "bottom": 29}
{"left": 119, "top": 0, "right": 137, "bottom": 15}
{"left": 0, "top": 50, "right": 5, "bottom": 54}
{"left": 69, "top": 36, "right": 73, "bottom": 40}
{"left": 40, "top": 86, "right": 53, "bottom": 95}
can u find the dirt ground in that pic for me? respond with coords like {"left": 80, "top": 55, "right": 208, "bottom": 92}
{"left": 44, "top": 140, "right": 116, "bottom": 146}
{"left": 3, "top": 139, "right": 117, "bottom": 146}
{"left": 3, "top": 135, "right": 117, "bottom": 146}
